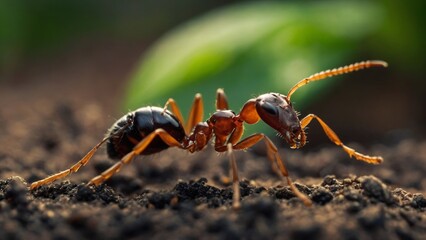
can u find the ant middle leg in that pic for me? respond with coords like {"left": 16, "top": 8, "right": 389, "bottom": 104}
{"left": 87, "top": 129, "right": 183, "bottom": 186}
{"left": 300, "top": 114, "right": 383, "bottom": 164}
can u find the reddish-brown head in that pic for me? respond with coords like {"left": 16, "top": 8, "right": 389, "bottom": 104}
{"left": 255, "top": 93, "right": 305, "bottom": 149}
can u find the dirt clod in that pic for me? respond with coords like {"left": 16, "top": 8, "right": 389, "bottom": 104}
{"left": 311, "top": 186, "right": 333, "bottom": 205}
{"left": 360, "top": 175, "right": 395, "bottom": 205}
{"left": 2, "top": 177, "right": 29, "bottom": 209}
{"left": 411, "top": 194, "right": 426, "bottom": 209}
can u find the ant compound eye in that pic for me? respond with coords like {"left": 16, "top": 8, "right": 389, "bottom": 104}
{"left": 261, "top": 102, "right": 278, "bottom": 116}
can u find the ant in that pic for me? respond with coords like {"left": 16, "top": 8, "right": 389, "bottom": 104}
{"left": 30, "top": 60, "right": 387, "bottom": 208}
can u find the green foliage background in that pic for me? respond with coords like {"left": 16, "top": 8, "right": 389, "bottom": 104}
{"left": 124, "top": 1, "right": 383, "bottom": 134}
{"left": 1, "top": 0, "right": 425, "bottom": 135}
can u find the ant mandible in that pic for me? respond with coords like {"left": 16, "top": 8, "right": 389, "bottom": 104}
{"left": 30, "top": 60, "right": 387, "bottom": 208}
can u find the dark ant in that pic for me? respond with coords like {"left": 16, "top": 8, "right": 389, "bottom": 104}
{"left": 30, "top": 60, "right": 387, "bottom": 208}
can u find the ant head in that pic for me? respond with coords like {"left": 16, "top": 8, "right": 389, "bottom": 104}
{"left": 207, "top": 110, "right": 237, "bottom": 136}
{"left": 255, "top": 93, "right": 304, "bottom": 148}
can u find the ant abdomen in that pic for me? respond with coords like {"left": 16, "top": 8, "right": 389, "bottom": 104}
{"left": 106, "top": 107, "right": 185, "bottom": 159}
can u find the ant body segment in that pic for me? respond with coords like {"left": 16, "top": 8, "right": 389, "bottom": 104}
{"left": 30, "top": 60, "right": 387, "bottom": 208}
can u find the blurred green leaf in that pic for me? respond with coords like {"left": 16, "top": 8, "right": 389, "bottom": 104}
{"left": 125, "top": 1, "right": 383, "bottom": 135}
{"left": 374, "top": 0, "right": 426, "bottom": 72}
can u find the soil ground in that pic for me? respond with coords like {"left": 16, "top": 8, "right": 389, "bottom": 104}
{"left": 0, "top": 43, "right": 425, "bottom": 239}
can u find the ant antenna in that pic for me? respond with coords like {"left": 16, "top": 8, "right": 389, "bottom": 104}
{"left": 287, "top": 60, "right": 388, "bottom": 100}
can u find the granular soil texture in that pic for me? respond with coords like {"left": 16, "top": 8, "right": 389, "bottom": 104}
{"left": 0, "top": 103, "right": 425, "bottom": 240}
{"left": 1, "top": 174, "right": 425, "bottom": 240}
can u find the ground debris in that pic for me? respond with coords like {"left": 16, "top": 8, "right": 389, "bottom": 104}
{"left": 359, "top": 175, "right": 396, "bottom": 205}
{"left": 1, "top": 173, "right": 425, "bottom": 239}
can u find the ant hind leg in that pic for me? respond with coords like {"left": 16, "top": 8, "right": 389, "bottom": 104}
{"left": 30, "top": 136, "right": 110, "bottom": 190}
{"left": 163, "top": 94, "right": 203, "bottom": 135}
{"left": 186, "top": 94, "right": 204, "bottom": 133}
{"left": 87, "top": 128, "right": 183, "bottom": 186}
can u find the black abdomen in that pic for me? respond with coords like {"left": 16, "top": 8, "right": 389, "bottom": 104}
{"left": 106, "top": 107, "right": 185, "bottom": 159}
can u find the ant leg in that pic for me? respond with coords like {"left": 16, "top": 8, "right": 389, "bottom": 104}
{"left": 30, "top": 136, "right": 109, "bottom": 190}
{"left": 162, "top": 98, "right": 186, "bottom": 130}
{"left": 301, "top": 114, "right": 383, "bottom": 164}
{"left": 217, "top": 134, "right": 312, "bottom": 206}
{"left": 186, "top": 93, "right": 203, "bottom": 134}
{"left": 87, "top": 129, "right": 182, "bottom": 186}
{"left": 227, "top": 143, "right": 241, "bottom": 210}
{"left": 227, "top": 124, "right": 282, "bottom": 178}
{"left": 228, "top": 123, "right": 244, "bottom": 146}
{"left": 216, "top": 88, "right": 229, "bottom": 110}
{"left": 162, "top": 94, "right": 204, "bottom": 135}
{"left": 227, "top": 125, "right": 280, "bottom": 177}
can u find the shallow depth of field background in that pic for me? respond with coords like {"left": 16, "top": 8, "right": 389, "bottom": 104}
{"left": 1, "top": 0, "right": 425, "bottom": 147}
{"left": 1, "top": 3, "right": 425, "bottom": 239}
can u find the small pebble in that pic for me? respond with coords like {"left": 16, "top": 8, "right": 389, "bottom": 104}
{"left": 359, "top": 176, "right": 395, "bottom": 204}
{"left": 311, "top": 187, "right": 333, "bottom": 205}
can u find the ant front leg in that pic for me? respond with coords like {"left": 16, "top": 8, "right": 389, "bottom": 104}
{"left": 87, "top": 129, "right": 183, "bottom": 186}
{"left": 217, "top": 133, "right": 312, "bottom": 207}
{"left": 226, "top": 143, "right": 241, "bottom": 210}
{"left": 300, "top": 114, "right": 383, "bottom": 164}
